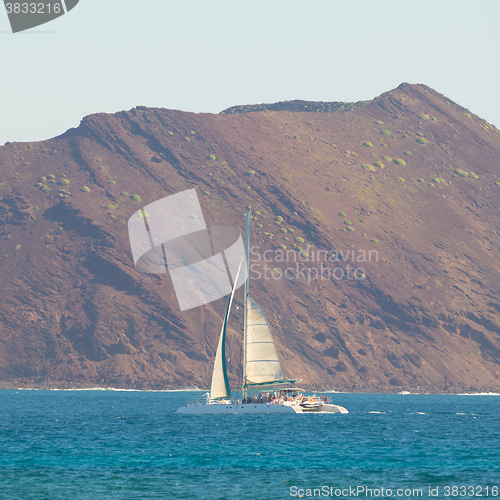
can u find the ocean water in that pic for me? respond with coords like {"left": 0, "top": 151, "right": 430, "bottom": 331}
{"left": 0, "top": 391, "right": 499, "bottom": 499}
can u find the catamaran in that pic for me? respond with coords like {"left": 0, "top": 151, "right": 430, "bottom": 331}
{"left": 177, "top": 211, "right": 348, "bottom": 414}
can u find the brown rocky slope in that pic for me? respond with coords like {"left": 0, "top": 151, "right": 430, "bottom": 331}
{"left": 1, "top": 83, "right": 500, "bottom": 392}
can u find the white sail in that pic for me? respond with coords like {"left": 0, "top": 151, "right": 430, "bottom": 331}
{"left": 210, "top": 318, "right": 230, "bottom": 399}
{"left": 210, "top": 260, "right": 243, "bottom": 399}
{"left": 244, "top": 296, "right": 283, "bottom": 385}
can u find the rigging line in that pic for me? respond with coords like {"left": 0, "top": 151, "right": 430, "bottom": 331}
{"left": 243, "top": 210, "right": 250, "bottom": 395}
{"left": 237, "top": 281, "right": 244, "bottom": 402}
{"left": 231, "top": 275, "right": 243, "bottom": 402}
{"left": 227, "top": 259, "right": 244, "bottom": 401}
{"left": 226, "top": 279, "right": 236, "bottom": 387}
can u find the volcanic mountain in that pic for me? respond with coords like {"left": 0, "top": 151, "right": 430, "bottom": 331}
{"left": 1, "top": 83, "right": 500, "bottom": 392}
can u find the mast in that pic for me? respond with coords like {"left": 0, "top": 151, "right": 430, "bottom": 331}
{"left": 243, "top": 209, "right": 250, "bottom": 389}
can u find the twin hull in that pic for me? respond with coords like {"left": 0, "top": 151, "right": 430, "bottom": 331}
{"left": 176, "top": 403, "right": 348, "bottom": 414}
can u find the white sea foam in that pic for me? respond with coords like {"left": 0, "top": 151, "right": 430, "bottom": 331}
{"left": 456, "top": 392, "right": 500, "bottom": 396}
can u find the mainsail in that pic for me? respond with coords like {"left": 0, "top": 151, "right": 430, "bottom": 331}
{"left": 244, "top": 296, "right": 285, "bottom": 387}
{"left": 210, "top": 261, "right": 243, "bottom": 400}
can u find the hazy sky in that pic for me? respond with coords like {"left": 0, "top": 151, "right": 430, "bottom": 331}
{"left": 1, "top": 0, "right": 499, "bottom": 146}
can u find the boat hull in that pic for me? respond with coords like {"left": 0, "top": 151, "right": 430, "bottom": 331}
{"left": 177, "top": 403, "right": 301, "bottom": 414}
{"left": 300, "top": 403, "right": 348, "bottom": 414}
{"left": 177, "top": 402, "right": 349, "bottom": 414}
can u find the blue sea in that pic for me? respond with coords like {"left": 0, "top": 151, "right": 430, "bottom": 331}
{"left": 0, "top": 390, "right": 499, "bottom": 499}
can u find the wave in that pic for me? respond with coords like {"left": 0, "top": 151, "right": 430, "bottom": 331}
{"left": 455, "top": 392, "right": 500, "bottom": 396}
